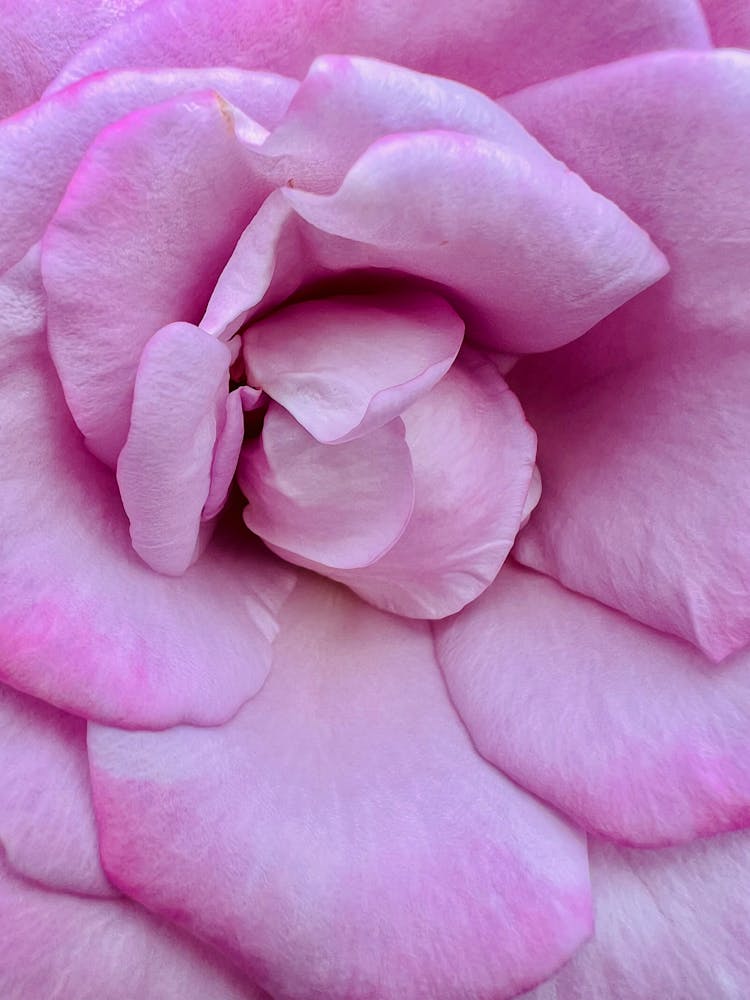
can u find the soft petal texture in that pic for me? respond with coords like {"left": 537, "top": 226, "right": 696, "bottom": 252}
{"left": 701, "top": 0, "right": 750, "bottom": 46}
{"left": 0, "top": 856, "right": 265, "bottom": 1000}
{"left": 0, "top": 0, "right": 145, "bottom": 117}
{"left": 504, "top": 50, "right": 750, "bottom": 660}
{"left": 238, "top": 403, "right": 414, "bottom": 570}
{"left": 283, "top": 129, "right": 668, "bottom": 354}
{"left": 88, "top": 573, "right": 592, "bottom": 1000}
{"left": 0, "top": 66, "right": 296, "bottom": 274}
{"left": 436, "top": 562, "right": 750, "bottom": 847}
{"left": 521, "top": 832, "right": 750, "bottom": 1000}
{"left": 46, "top": 0, "right": 709, "bottom": 99}
{"left": 242, "top": 289, "right": 463, "bottom": 442}
{"left": 117, "top": 323, "right": 231, "bottom": 575}
{"left": 0, "top": 684, "right": 113, "bottom": 897}
{"left": 202, "top": 386, "right": 264, "bottom": 522}
{"left": 327, "top": 351, "right": 537, "bottom": 618}
{"left": 0, "top": 249, "right": 294, "bottom": 729}
{"left": 42, "top": 91, "right": 274, "bottom": 466}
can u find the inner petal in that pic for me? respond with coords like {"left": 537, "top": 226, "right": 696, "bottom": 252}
{"left": 242, "top": 288, "right": 464, "bottom": 442}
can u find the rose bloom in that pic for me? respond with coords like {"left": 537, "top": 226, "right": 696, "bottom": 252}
{"left": 1, "top": 0, "right": 750, "bottom": 997}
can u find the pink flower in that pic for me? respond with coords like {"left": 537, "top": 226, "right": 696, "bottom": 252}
{"left": 1, "top": 1, "right": 749, "bottom": 997}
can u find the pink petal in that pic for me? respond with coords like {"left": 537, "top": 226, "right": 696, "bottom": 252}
{"left": 117, "top": 323, "right": 231, "bottom": 576}
{"left": 0, "top": 250, "right": 295, "bottom": 729}
{"left": 0, "top": 684, "right": 113, "bottom": 897}
{"left": 520, "top": 832, "right": 750, "bottom": 1000}
{"left": 0, "top": 0, "right": 145, "bottom": 117}
{"left": 238, "top": 403, "right": 414, "bottom": 570}
{"left": 700, "top": 0, "right": 750, "bottom": 45}
{"left": 0, "top": 857, "right": 265, "bottom": 1000}
{"left": 42, "top": 90, "right": 274, "bottom": 467}
{"left": 436, "top": 562, "right": 750, "bottom": 847}
{"left": 46, "top": 0, "right": 709, "bottom": 100}
{"left": 327, "top": 350, "right": 537, "bottom": 618}
{"left": 88, "top": 573, "right": 592, "bottom": 1000}
{"left": 242, "top": 289, "right": 463, "bottom": 442}
{"left": 202, "top": 386, "right": 264, "bottom": 522}
{"left": 283, "top": 129, "right": 668, "bottom": 353}
{"left": 0, "top": 66, "right": 296, "bottom": 273}
{"left": 504, "top": 50, "right": 750, "bottom": 660}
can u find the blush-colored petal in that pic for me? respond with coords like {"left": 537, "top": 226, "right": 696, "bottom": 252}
{"left": 504, "top": 50, "right": 750, "bottom": 660}
{"left": 238, "top": 403, "right": 414, "bottom": 570}
{"left": 202, "top": 386, "right": 264, "bottom": 522}
{"left": 327, "top": 350, "right": 536, "bottom": 618}
{"left": 88, "top": 573, "right": 592, "bottom": 1000}
{"left": 117, "top": 323, "right": 231, "bottom": 576}
{"left": 0, "top": 67, "right": 296, "bottom": 273}
{"left": 47, "top": 0, "right": 709, "bottom": 100}
{"left": 0, "top": 857, "right": 265, "bottom": 1000}
{"left": 520, "top": 832, "right": 750, "bottom": 1000}
{"left": 0, "top": 684, "right": 113, "bottom": 897}
{"left": 436, "top": 562, "right": 750, "bottom": 847}
{"left": 0, "top": 250, "right": 295, "bottom": 729}
{"left": 242, "top": 289, "right": 463, "bottom": 442}
{"left": 42, "top": 91, "right": 273, "bottom": 467}
{"left": 700, "top": 0, "right": 750, "bottom": 46}
{"left": 0, "top": 0, "right": 145, "bottom": 117}
{"left": 284, "top": 129, "right": 668, "bottom": 354}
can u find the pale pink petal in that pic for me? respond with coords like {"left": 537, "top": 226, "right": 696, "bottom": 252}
{"left": 42, "top": 91, "right": 274, "bottom": 467}
{"left": 283, "top": 129, "right": 668, "bottom": 353}
{"left": 238, "top": 403, "right": 414, "bottom": 570}
{"left": 520, "top": 832, "right": 750, "bottom": 1000}
{"left": 47, "top": 0, "right": 709, "bottom": 99}
{"left": 0, "top": 684, "right": 113, "bottom": 897}
{"left": 0, "top": 0, "right": 145, "bottom": 117}
{"left": 117, "top": 323, "right": 231, "bottom": 576}
{"left": 701, "top": 0, "right": 750, "bottom": 45}
{"left": 436, "top": 562, "right": 750, "bottom": 847}
{"left": 202, "top": 387, "right": 264, "bottom": 522}
{"left": 0, "top": 67, "right": 296, "bottom": 273}
{"left": 0, "top": 250, "right": 295, "bottom": 729}
{"left": 88, "top": 573, "right": 592, "bottom": 1000}
{"left": 504, "top": 50, "right": 750, "bottom": 660}
{"left": 242, "top": 289, "right": 463, "bottom": 442}
{"left": 0, "top": 857, "right": 266, "bottom": 1000}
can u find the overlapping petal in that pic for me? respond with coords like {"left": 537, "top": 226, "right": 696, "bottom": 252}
{"left": 504, "top": 50, "right": 750, "bottom": 660}
{"left": 700, "top": 0, "right": 750, "bottom": 46}
{"left": 88, "top": 573, "right": 592, "bottom": 1000}
{"left": 436, "top": 562, "right": 750, "bottom": 847}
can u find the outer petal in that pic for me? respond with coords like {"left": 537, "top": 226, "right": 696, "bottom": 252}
{"left": 42, "top": 91, "right": 273, "bottom": 467}
{"left": 117, "top": 323, "right": 231, "bottom": 575}
{"left": 328, "top": 351, "right": 537, "bottom": 618}
{"left": 0, "top": 250, "right": 295, "bottom": 729}
{"left": 46, "top": 0, "right": 709, "bottom": 99}
{"left": 238, "top": 403, "right": 414, "bottom": 570}
{"left": 0, "top": 0, "right": 144, "bottom": 117}
{"left": 0, "top": 857, "right": 265, "bottom": 1000}
{"left": 0, "top": 684, "right": 113, "bottom": 897}
{"left": 701, "top": 0, "right": 750, "bottom": 46}
{"left": 0, "top": 66, "right": 296, "bottom": 274}
{"left": 242, "top": 289, "right": 463, "bottom": 442}
{"left": 88, "top": 573, "right": 592, "bottom": 1000}
{"left": 436, "top": 563, "right": 750, "bottom": 847}
{"left": 521, "top": 832, "right": 750, "bottom": 1000}
{"left": 504, "top": 50, "right": 750, "bottom": 660}
{"left": 283, "top": 130, "right": 668, "bottom": 354}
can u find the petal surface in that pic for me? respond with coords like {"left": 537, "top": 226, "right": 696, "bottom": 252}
{"left": 0, "top": 66, "right": 296, "bottom": 274}
{"left": 521, "top": 832, "right": 750, "bottom": 1000}
{"left": 0, "top": 857, "right": 264, "bottom": 1000}
{"left": 436, "top": 562, "right": 750, "bottom": 847}
{"left": 47, "top": 0, "right": 709, "bottom": 99}
{"left": 242, "top": 289, "right": 463, "bottom": 442}
{"left": 238, "top": 403, "right": 414, "bottom": 570}
{"left": 328, "top": 351, "right": 537, "bottom": 618}
{"left": 0, "top": 250, "right": 294, "bottom": 729}
{"left": 701, "top": 0, "right": 750, "bottom": 45}
{"left": 504, "top": 50, "right": 750, "bottom": 660}
{"left": 117, "top": 323, "right": 231, "bottom": 575}
{"left": 42, "top": 91, "right": 273, "bottom": 467}
{"left": 88, "top": 573, "right": 592, "bottom": 1000}
{"left": 0, "top": 684, "right": 113, "bottom": 897}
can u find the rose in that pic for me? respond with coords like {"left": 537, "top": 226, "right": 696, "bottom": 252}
{"left": 1, "top": 2, "right": 749, "bottom": 998}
